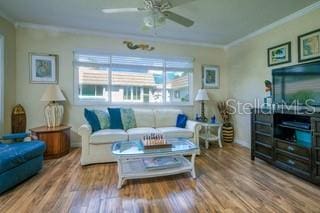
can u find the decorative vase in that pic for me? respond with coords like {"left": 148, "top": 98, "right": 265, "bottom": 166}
{"left": 44, "top": 102, "right": 64, "bottom": 127}
{"left": 222, "top": 124, "right": 234, "bottom": 143}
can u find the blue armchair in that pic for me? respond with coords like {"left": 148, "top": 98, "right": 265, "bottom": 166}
{"left": 0, "top": 133, "right": 46, "bottom": 194}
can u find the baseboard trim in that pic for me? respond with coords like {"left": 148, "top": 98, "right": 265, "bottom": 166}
{"left": 234, "top": 139, "right": 250, "bottom": 149}
{"left": 71, "top": 141, "right": 81, "bottom": 148}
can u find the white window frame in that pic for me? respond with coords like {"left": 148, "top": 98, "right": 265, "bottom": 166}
{"left": 73, "top": 50, "right": 194, "bottom": 106}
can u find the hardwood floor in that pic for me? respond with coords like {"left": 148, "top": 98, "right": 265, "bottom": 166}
{"left": 1, "top": 143, "right": 320, "bottom": 213}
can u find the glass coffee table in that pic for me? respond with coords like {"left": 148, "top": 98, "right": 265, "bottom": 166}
{"left": 112, "top": 138, "right": 199, "bottom": 189}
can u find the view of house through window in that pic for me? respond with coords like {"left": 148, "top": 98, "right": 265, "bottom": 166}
{"left": 74, "top": 52, "right": 193, "bottom": 105}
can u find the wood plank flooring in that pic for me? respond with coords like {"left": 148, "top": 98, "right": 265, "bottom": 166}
{"left": 1, "top": 143, "right": 320, "bottom": 213}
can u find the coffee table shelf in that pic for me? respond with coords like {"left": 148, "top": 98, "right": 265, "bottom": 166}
{"left": 112, "top": 138, "right": 199, "bottom": 189}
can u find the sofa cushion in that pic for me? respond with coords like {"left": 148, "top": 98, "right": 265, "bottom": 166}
{"left": 127, "top": 128, "right": 160, "bottom": 140}
{"left": 93, "top": 109, "right": 110, "bottom": 129}
{"left": 133, "top": 108, "right": 155, "bottom": 128}
{"left": 84, "top": 108, "right": 101, "bottom": 132}
{"left": 156, "top": 127, "right": 193, "bottom": 139}
{"left": 90, "top": 129, "right": 128, "bottom": 144}
{"left": 120, "top": 108, "right": 137, "bottom": 130}
{"left": 176, "top": 114, "right": 188, "bottom": 128}
{"left": 108, "top": 108, "right": 124, "bottom": 129}
{"left": 154, "top": 109, "right": 183, "bottom": 128}
{"left": 0, "top": 141, "right": 46, "bottom": 174}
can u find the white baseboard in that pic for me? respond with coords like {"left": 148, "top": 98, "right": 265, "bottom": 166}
{"left": 71, "top": 141, "right": 81, "bottom": 148}
{"left": 234, "top": 139, "right": 250, "bottom": 149}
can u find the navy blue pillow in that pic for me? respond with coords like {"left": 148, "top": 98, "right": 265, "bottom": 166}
{"left": 176, "top": 114, "right": 188, "bottom": 128}
{"left": 84, "top": 108, "right": 101, "bottom": 132}
{"left": 108, "top": 108, "right": 124, "bottom": 129}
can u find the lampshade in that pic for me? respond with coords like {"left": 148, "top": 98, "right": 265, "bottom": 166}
{"left": 195, "top": 89, "right": 209, "bottom": 101}
{"left": 40, "top": 85, "right": 66, "bottom": 102}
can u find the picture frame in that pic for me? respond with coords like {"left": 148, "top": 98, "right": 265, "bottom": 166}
{"left": 29, "top": 53, "right": 58, "bottom": 84}
{"left": 267, "top": 42, "right": 291, "bottom": 67}
{"left": 298, "top": 28, "right": 320, "bottom": 62}
{"left": 202, "top": 65, "right": 219, "bottom": 89}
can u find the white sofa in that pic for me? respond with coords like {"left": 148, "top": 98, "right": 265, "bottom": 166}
{"left": 78, "top": 108, "right": 201, "bottom": 165}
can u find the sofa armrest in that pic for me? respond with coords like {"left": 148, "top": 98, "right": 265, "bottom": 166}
{"left": 78, "top": 124, "right": 92, "bottom": 136}
{"left": 186, "top": 120, "right": 201, "bottom": 132}
{"left": 186, "top": 120, "right": 202, "bottom": 152}
{"left": 78, "top": 124, "right": 92, "bottom": 153}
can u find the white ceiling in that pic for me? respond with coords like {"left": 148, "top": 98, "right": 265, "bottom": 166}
{"left": 0, "top": 0, "right": 319, "bottom": 45}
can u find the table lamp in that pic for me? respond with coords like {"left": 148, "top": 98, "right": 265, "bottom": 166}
{"left": 195, "top": 89, "right": 209, "bottom": 122}
{"left": 40, "top": 85, "right": 66, "bottom": 127}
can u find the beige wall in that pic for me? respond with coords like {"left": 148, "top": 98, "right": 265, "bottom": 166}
{"left": 0, "top": 17, "right": 16, "bottom": 134}
{"left": 226, "top": 9, "right": 320, "bottom": 147}
{"left": 15, "top": 27, "right": 227, "bottom": 145}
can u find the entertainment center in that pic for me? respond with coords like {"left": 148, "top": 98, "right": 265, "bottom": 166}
{"left": 251, "top": 61, "right": 320, "bottom": 184}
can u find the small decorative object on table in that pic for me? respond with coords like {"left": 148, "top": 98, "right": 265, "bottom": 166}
{"left": 210, "top": 115, "right": 216, "bottom": 124}
{"left": 142, "top": 133, "right": 172, "bottom": 149}
{"left": 41, "top": 85, "right": 66, "bottom": 127}
{"left": 11, "top": 104, "right": 26, "bottom": 133}
{"left": 217, "top": 101, "right": 234, "bottom": 143}
{"left": 264, "top": 80, "right": 272, "bottom": 107}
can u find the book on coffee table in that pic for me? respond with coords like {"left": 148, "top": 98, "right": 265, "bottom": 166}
{"left": 143, "top": 156, "right": 182, "bottom": 170}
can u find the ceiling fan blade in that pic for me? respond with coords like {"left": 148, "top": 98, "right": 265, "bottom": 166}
{"left": 166, "top": 0, "right": 195, "bottom": 8}
{"left": 162, "top": 11, "right": 194, "bottom": 27}
{"left": 102, "top": 8, "right": 145, "bottom": 14}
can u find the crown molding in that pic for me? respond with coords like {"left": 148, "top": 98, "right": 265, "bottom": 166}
{"left": 225, "top": 1, "right": 320, "bottom": 49}
{"left": 0, "top": 9, "right": 15, "bottom": 24}
{"left": 15, "top": 22, "right": 225, "bottom": 49}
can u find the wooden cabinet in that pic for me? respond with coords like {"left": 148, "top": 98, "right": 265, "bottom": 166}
{"left": 30, "top": 125, "right": 71, "bottom": 159}
{"left": 251, "top": 109, "right": 320, "bottom": 185}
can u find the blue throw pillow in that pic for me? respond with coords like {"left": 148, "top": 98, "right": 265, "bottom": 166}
{"left": 176, "top": 114, "right": 188, "bottom": 128}
{"left": 108, "top": 108, "right": 124, "bottom": 129}
{"left": 84, "top": 108, "right": 101, "bottom": 132}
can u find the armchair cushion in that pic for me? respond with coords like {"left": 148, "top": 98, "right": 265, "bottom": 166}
{"left": 0, "top": 141, "right": 46, "bottom": 174}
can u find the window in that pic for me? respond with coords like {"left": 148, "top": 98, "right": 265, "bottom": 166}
{"left": 74, "top": 52, "right": 193, "bottom": 105}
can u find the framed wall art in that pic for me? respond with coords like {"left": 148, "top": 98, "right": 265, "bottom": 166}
{"left": 29, "top": 53, "right": 58, "bottom": 84}
{"left": 267, "top": 42, "right": 291, "bottom": 67}
{"left": 298, "top": 28, "right": 320, "bottom": 62}
{"left": 202, "top": 65, "right": 220, "bottom": 89}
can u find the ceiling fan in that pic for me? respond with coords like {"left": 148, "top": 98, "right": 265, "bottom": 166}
{"left": 102, "top": 0, "right": 195, "bottom": 29}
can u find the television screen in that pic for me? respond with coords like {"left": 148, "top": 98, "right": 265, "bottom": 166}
{"left": 273, "top": 61, "right": 320, "bottom": 106}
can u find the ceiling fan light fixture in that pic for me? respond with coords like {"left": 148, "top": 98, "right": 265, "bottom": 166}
{"left": 143, "top": 11, "right": 166, "bottom": 28}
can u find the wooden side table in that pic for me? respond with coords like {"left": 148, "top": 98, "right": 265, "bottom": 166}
{"left": 30, "top": 125, "right": 71, "bottom": 159}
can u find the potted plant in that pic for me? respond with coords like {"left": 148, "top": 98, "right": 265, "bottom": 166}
{"left": 217, "top": 101, "right": 234, "bottom": 143}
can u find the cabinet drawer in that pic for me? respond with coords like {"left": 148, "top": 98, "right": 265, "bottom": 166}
{"left": 275, "top": 152, "right": 311, "bottom": 173}
{"left": 312, "top": 118, "right": 320, "bottom": 133}
{"left": 313, "top": 133, "right": 320, "bottom": 147}
{"left": 276, "top": 140, "right": 310, "bottom": 159}
{"left": 255, "top": 123, "right": 272, "bottom": 135}
{"left": 255, "top": 143, "right": 272, "bottom": 162}
{"left": 314, "top": 149, "right": 320, "bottom": 162}
{"left": 255, "top": 114, "right": 272, "bottom": 123}
{"left": 255, "top": 133, "right": 272, "bottom": 146}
